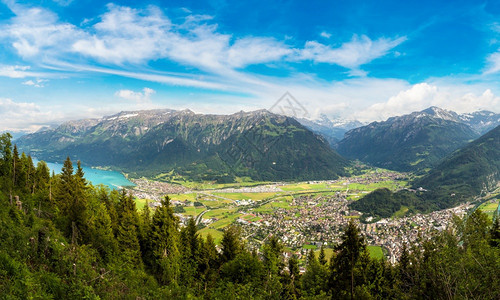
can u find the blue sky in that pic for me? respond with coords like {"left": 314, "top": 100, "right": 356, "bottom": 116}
{"left": 1, "top": 0, "right": 500, "bottom": 131}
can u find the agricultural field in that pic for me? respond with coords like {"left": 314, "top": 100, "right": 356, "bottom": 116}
{"left": 212, "top": 192, "right": 276, "bottom": 201}
{"left": 133, "top": 169, "right": 407, "bottom": 250}
{"left": 478, "top": 199, "right": 499, "bottom": 219}
{"left": 168, "top": 193, "right": 198, "bottom": 202}
{"left": 198, "top": 227, "right": 224, "bottom": 244}
{"left": 314, "top": 247, "right": 334, "bottom": 261}
{"left": 134, "top": 198, "right": 148, "bottom": 210}
{"left": 367, "top": 245, "right": 385, "bottom": 259}
{"left": 182, "top": 206, "right": 206, "bottom": 217}
{"left": 311, "top": 246, "right": 385, "bottom": 262}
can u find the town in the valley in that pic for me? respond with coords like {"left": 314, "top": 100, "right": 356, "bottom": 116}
{"left": 127, "top": 170, "right": 496, "bottom": 265}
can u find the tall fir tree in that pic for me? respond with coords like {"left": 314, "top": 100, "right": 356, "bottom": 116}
{"left": 116, "top": 190, "right": 143, "bottom": 267}
{"left": 331, "top": 220, "right": 366, "bottom": 300}
{"left": 220, "top": 225, "right": 243, "bottom": 264}
{"left": 148, "top": 196, "right": 180, "bottom": 285}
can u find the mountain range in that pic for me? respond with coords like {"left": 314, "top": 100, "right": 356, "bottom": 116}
{"left": 335, "top": 107, "right": 500, "bottom": 172}
{"left": 16, "top": 109, "right": 347, "bottom": 183}
{"left": 351, "top": 123, "right": 500, "bottom": 217}
{"left": 295, "top": 114, "right": 364, "bottom": 147}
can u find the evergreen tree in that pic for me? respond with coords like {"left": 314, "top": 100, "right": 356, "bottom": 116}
{"left": 116, "top": 190, "right": 142, "bottom": 266}
{"left": 25, "top": 155, "right": 35, "bottom": 193}
{"left": 86, "top": 193, "right": 117, "bottom": 262}
{"left": 33, "top": 161, "right": 51, "bottom": 215}
{"left": 33, "top": 160, "right": 47, "bottom": 194}
{"left": 148, "top": 196, "right": 180, "bottom": 285}
{"left": 12, "top": 145, "right": 20, "bottom": 189}
{"left": 302, "top": 249, "right": 326, "bottom": 296}
{"left": 197, "top": 233, "right": 218, "bottom": 292}
{"left": 0, "top": 133, "right": 13, "bottom": 192}
{"left": 490, "top": 217, "right": 500, "bottom": 248}
{"left": 17, "top": 152, "right": 29, "bottom": 192}
{"left": 0, "top": 134, "right": 14, "bottom": 209}
{"left": 179, "top": 218, "right": 199, "bottom": 288}
{"left": 331, "top": 220, "right": 366, "bottom": 300}
{"left": 397, "top": 243, "right": 413, "bottom": 296}
{"left": 286, "top": 254, "right": 301, "bottom": 299}
{"left": 220, "top": 225, "right": 243, "bottom": 263}
{"left": 262, "top": 235, "right": 284, "bottom": 298}
{"left": 99, "top": 187, "right": 119, "bottom": 235}
{"left": 54, "top": 157, "right": 75, "bottom": 238}
{"left": 318, "top": 244, "right": 327, "bottom": 266}
{"left": 138, "top": 201, "right": 152, "bottom": 265}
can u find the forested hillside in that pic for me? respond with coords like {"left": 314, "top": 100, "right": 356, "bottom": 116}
{"left": 1, "top": 133, "right": 499, "bottom": 299}
{"left": 415, "top": 124, "right": 500, "bottom": 198}
{"left": 351, "top": 125, "right": 500, "bottom": 218}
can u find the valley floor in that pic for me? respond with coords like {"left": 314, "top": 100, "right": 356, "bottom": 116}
{"left": 126, "top": 170, "right": 499, "bottom": 264}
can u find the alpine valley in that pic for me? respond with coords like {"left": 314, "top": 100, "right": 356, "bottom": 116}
{"left": 4, "top": 105, "right": 500, "bottom": 299}
{"left": 16, "top": 106, "right": 500, "bottom": 209}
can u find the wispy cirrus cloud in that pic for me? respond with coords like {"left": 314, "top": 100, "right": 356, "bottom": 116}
{"left": 484, "top": 52, "right": 500, "bottom": 74}
{"left": 0, "top": 2, "right": 82, "bottom": 59}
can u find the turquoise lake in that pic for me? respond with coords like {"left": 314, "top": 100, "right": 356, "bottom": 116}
{"left": 34, "top": 160, "right": 135, "bottom": 189}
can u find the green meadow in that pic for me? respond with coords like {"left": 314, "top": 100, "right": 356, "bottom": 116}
{"left": 367, "top": 245, "right": 385, "bottom": 259}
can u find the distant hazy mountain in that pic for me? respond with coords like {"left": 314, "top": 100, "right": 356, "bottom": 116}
{"left": 17, "top": 109, "right": 348, "bottom": 182}
{"left": 2, "top": 131, "right": 26, "bottom": 141}
{"left": 295, "top": 114, "right": 364, "bottom": 147}
{"left": 458, "top": 110, "right": 500, "bottom": 134}
{"left": 336, "top": 107, "right": 479, "bottom": 171}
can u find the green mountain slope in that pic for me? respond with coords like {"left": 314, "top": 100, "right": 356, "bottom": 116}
{"left": 336, "top": 107, "right": 478, "bottom": 171}
{"left": 351, "top": 125, "right": 500, "bottom": 217}
{"left": 414, "top": 124, "right": 500, "bottom": 200}
{"left": 17, "top": 109, "right": 348, "bottom": 182}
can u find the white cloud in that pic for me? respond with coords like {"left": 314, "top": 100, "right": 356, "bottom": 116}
{"left": 0, "top": 65, "right": 45, "bottom": 78}
{"left": 1, "top": 3, "right": 404, "bottom": 76}
{"left": 0, "top": 98, "right": 62, "bottom": 132}
{"left": 1, "top": 4, "right": 82, "bottom": 59}
{"left": 297, "top": 35, "right": 407, "bottom": 70}
{"left": 115, "top": 87, "right": 155, "bottom": 103}
{"left": 320, "top": 31, "right": 331, "bottom": 39}
{"left": 355, "top": 83, "right": 500, "bottom": 121}
{"left": 484, "top": 51, "right": 500, "bottom": 74}
{"left": 72, "top": 4, "right": 172, "bottom": 64}
{"left": 22, "top": 78, "right": 47, "bottom": 87}
{"left": 69, "top": 4, "right": 293, "bottom": 71}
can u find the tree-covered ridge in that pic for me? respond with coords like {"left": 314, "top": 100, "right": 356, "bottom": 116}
{"left": 351, "top": 125, "right": 500, "bottom": 218}
{"left": 415, "top": 124, "right": 500, "bottom": 198}
{"left": 1, "top": 133, "right": 499, "bottom": 298}
{"left": 16, "top": 109, "right": 347, "bottom": 183}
